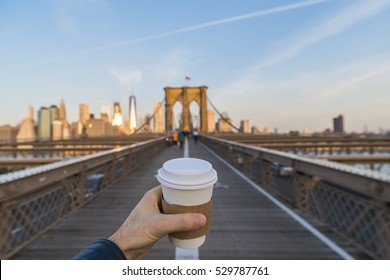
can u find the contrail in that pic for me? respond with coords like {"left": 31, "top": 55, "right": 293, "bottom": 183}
{"left": 66, "top": 0, "right": 329, "bottom": 57}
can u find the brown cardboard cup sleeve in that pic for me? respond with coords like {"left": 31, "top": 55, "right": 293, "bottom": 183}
{"left": 161, "top": 196, "right": 212, "bottom": 240}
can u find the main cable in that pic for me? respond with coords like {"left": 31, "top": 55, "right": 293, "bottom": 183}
{"left": 131, "top": 97, "right": 165, "bottom": 135}
{"left": 207, "top": 96, "right": 241, "bottom": 132}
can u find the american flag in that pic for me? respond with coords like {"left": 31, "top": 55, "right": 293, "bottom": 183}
{"left": 185, "top": 76, "right": 191, "bottom": 81}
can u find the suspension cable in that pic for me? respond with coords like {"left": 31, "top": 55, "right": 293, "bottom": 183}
{"left": 132, "top": 95, "right": 241, "bottom": 135}
{"left": 131, "top": 97, "right": 165, "bottom": 135}
{"left": 207, "top": 96, "right": 241, "bottom": 132}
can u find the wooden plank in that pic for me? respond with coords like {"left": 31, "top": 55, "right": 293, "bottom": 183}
{"left": 12, "top": 140, "right": 358, "bottom": 260}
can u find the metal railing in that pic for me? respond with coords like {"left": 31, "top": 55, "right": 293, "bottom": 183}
{"left": 201, "top": 135, "right": 390, "bottom": 259}
{"left": 0, "top": 137, "right": 166, "bottom": 259}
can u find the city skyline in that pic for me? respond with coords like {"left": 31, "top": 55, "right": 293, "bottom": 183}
{"left": 1, "top": 0, "right": 390, "bottom": 133}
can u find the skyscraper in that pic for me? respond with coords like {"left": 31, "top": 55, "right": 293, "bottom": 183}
{"left": 16, "top": 105, "right": 37, "bottom": 142}
{"left": 153, "top": 101, "right": 164, "bottom": 133}
{"left": 240, "top": 120, "right": 250, "bottom": 133}
{"left": 79, "top": 104, "right": 90, "bottom": 125}
{"left": 101, "top": 105, "right": 111, "bottom": 123}
{"left": 49, "top": 105, "right": 60, "bottom": 120}
{"left": 59, "top": 99, "right": 69, "bottom": 139}
{"left": 207, "top": 110, "right": 215, "bottom": 133}
{"left": 52, "top": 120, "right": 63, "bottom": 140}
{"left": 333, "top": 115, "right": 345, "bottom": 134}
{"left": 78, "top": 103, "right": 90, "bottom": 136}
{"left": 38, "top": 107, "right": 52, "bottom": 140}
{"left": 218, "top": 113, "right": 233, "bottom": 133}
{"left": 129, "top": 95, "right": 138, "bottom": 132}
{"left": 112, "top": 102, "right": 123, "bottom": 127}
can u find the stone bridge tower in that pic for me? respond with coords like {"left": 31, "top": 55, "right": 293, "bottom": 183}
{"left": 164, "top": 86, "right": 208, "bottom": 133}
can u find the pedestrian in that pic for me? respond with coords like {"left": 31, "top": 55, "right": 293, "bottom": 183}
{"left": 179, "top": 131, "right": 184, "bottom": 149}
{"left": 193, "top": 129, "right": 199, "bottom": 143}
{"left": 172, "top": 130, "right": 179, "bottom": 146}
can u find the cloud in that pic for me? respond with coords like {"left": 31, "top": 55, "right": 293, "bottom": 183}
{"left": 64, "top": 0, "right": 328, "bottom": 57}
{"left": 213, "top": 0, "right": 390, "bottom": 98}
{"left": 53, "top": 0, "right": 111, "bottom": 34}
{"left": 210, "top": 50, "right": 390, "bottom": 133}
{"left": 256, "top": 0, "right": 390, "bottom": 70}
{"left": 153, "top": 49, "right": 192, "bottom": 84}
{"left": 315, "top": 65, "right": 390, "bottom": 98}
{"left": 108, "top": 68, "right": 143, "bottom": 88}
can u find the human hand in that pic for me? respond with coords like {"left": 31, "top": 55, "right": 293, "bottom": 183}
{"left": 108, "top": 185, "right": 207, "bottom": 259}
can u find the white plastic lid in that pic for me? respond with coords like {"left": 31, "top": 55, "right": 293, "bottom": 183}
{"left": 157, "top": 158, "right": 218, "bottom": 190}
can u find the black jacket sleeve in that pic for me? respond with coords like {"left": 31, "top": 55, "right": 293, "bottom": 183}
{"left": 73, "top": 239, "right": 127, "bottom": 260}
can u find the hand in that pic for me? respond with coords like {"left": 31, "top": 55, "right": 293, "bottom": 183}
{"left": 109, "top": 185, "right": 206, "bottom": 259}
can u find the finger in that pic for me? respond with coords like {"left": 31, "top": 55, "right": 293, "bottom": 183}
{"left": 143, "top": 186, "right": 162, "bottom": 207}
{"left": 145, "top": 185, "right": 162, "bottom": 200}
{"left": 154, "top": 213, "right": 206, "bottom": 237}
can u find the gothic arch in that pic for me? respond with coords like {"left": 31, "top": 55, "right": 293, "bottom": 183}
{"left": 164, "top": 86, "right": 208, "bottom": 132}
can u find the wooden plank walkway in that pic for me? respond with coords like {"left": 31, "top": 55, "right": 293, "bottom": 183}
{"left": 12, "top": 140, "right": 354, "bottom": 260}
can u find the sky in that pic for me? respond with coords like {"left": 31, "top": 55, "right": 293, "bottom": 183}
{"left": 1, "top": 0, "right": 390, "bottom": 133}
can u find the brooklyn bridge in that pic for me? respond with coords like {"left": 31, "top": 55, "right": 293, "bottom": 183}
{"left": 0, "top": 87, "right": 389, "bottom": 260}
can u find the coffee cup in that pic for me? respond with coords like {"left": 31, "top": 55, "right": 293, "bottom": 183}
{"left": 157, "top": 157, "right": 217, "bottom": 249}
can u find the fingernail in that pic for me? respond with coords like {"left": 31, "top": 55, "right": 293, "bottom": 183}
{"left": 195, "top": 214, "right": 206, "bottom": 228}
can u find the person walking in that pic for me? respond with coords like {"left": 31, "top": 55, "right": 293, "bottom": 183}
{"left": 192, "top": 129, "right": 199, "bottom": 143}
{"left": 172, "top": 130, "right": 179, "bottom": 146}
{"left": 178, "top": 131, "right": 184, "bottom": 149}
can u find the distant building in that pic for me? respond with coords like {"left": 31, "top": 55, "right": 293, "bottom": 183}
{"left": 38, "top": 107, "right": 53, "bottom": 140}
{"left": 69, "top": 122, "right": 78, "bottom": 138}
{"left": 79, "top": 104, "right": 90, "bottom": 126}
{"left": 49, "top": 105, "right": 60, "bottom": 120}
{"left": 218, "top": 116, "right": 233, "bottom": 133}
{"left": 101, "top": 112, "right": 110, "bottom": 124}
{"left": 112, "top": 102, "right": 123, "bottom": 127}
{"left": 207, "top": 110, "right": 215, "bottom": 133}
{"left": 240, "top": 120, "right": 250, "bottom": 133}
{"left": 129, "top": 95, "right": 138, "bottom": 132}
{"left": 59, "top": 99, "right": 69, "bottom": 139}
{"left": 101, "top": 105, "right": 111, "bottom": 123}
{"left": 192, "top": 115, "right": 200, "bottom": 129}
{"left": 16, "top": 105, "right": 37, "bottom": 142}
{"left": 262, "top": 127, "right": 271, "bottom": 135}
{"left": 52, "top": 120, "right": 63, "bottom": 140}
{"left": 0, "top": 125, "right": 18, "bottom": 142}
{"left": 86, "top": 119, "right": 105, "bottom": 137}
{"left": 105, "top": 122, "right": 114, "bottom": 136}
{"left": 302, "top": 128, "right": 311, "bottom": 136}
{"left": 333, "top": 115, "right": 344, "bottom": 134}
{"left": 139, "top": 114, "right": 152, "bottom": 133}
{"left": 289, "top": 130, "right": 300, "bottom": 136}
{"left": 153, "top": 101, "right": 164, "bottom": 133}
{"left": 251, "top": 126, "right": 260, "bottom": 135}
{"left": 323, "top": 128, "right": 332, "bottom": 135}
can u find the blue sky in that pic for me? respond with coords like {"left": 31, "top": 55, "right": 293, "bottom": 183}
{"left": 1, "top": 0, "right": 390, "bottom": 133}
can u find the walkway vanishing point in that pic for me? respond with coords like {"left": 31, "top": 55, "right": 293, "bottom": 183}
{"left": 2, "top": 136, "right": 390, "bottom": 260}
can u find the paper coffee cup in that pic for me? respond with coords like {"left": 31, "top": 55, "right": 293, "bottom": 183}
{"left": 157, "top": 158, "right": 217, "bottom": 249}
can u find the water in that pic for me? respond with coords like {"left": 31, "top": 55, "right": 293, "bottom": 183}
{"left": 295, "top": 151, "right": 390, "bottom": 175}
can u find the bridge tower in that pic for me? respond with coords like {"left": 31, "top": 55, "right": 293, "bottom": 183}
{"left": 164, "top": 86, "right": 208, "bottom": 133}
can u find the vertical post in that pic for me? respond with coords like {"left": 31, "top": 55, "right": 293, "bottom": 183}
{"left": 259, "top": 159, "right": 272, "bottom": 188}
{"left": 164, "top": 87, "right": 173, "bottom": 132}
{"left": 182, "top": 87, "right": 190, "bottom": 132}
{"left": 200, "top": 86, "right": 208, "bottom": 133}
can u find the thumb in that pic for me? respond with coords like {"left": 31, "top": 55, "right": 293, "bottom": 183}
{"left": 155, "top": 213, "right": 206, "bottom": 237}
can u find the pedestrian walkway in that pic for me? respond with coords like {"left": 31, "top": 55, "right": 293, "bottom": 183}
{"left": 13, "top": 139, "right": 351, "bottom": 259}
